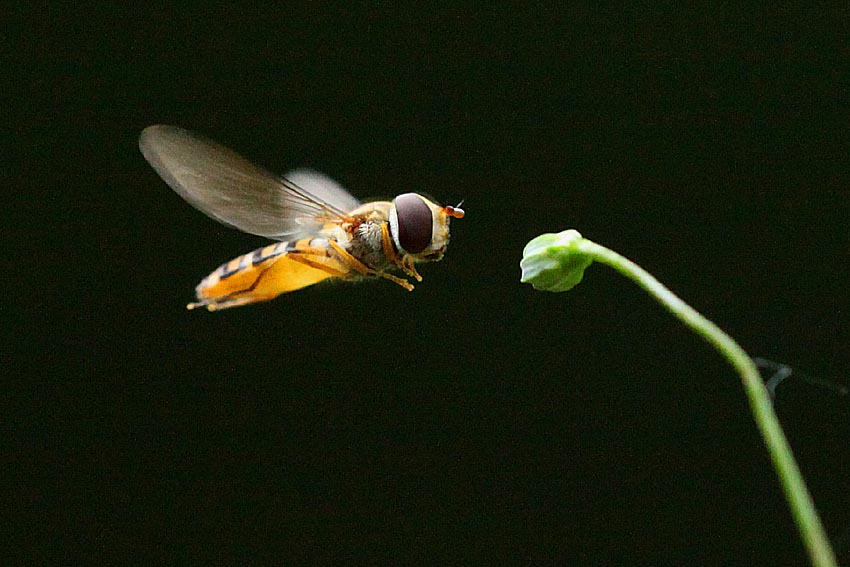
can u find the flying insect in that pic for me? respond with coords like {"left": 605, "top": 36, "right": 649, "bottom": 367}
{"left": 139, "top": 125, "right": 464, "bottom": 311}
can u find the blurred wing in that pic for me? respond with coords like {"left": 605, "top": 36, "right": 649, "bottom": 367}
{"left": 139, "top": 125, "right": 361, "bottom": 239}
{"left": 284, "top": 168, "right": 360, "bottom": 214}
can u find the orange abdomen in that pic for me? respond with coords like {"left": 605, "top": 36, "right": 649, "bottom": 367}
{"left": 189, "top": 239, "right": 349, "bottom": 311}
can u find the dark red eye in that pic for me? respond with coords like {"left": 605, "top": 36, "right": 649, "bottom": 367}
{"left": 393, "top": 193, "right": 433, "bottom": 254}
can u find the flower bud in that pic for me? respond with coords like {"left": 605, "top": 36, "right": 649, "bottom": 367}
{"left": 520, "top": 230, "right": 593, "bottom": 292}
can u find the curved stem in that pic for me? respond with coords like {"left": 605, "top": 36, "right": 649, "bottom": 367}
{"left": 575, "top": 240, "right": 836, "bottom": 566}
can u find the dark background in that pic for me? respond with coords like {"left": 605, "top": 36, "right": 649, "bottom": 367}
{"left": 6, "top": 4, "right": 850, "bottom": 565}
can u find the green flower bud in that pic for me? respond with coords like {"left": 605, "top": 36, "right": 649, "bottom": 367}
{"left": 520, "top": 229, "right": 593, "bottom": 292}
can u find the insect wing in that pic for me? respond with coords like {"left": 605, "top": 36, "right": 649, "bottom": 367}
{"left": 283, "top": 168, "right": 360, "bottom": 217}
{"left": 139, "top": 125, "right": 360, "bottom": 239}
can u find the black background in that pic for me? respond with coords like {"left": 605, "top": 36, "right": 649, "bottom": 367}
{"left": 6, "top": 4, "right": 850, "bottom": 565}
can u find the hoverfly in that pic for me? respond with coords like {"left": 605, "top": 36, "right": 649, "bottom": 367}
{"left": 139, "top": 125, "right": 464, "bottom": 311}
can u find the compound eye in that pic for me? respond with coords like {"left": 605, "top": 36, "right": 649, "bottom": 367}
{"left": 393, "top": 193, "right": 433, "bottom": 254}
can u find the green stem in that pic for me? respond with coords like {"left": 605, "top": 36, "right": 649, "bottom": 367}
{"left": 576, "top": 240, "right": 836, "bottom": 567}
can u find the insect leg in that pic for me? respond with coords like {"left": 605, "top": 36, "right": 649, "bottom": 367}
{"left": 380, "top": 223, "right": 422, "bottom": 282}
{"left": 285, "top": 253, "right": 351, "bottom": 279}
{"left": 328, "top": 239, "right": 414, "bottom": 291}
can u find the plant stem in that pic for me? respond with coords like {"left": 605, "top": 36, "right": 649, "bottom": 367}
{"left": 577, "top": 240, "right": 836, "bottom": 567}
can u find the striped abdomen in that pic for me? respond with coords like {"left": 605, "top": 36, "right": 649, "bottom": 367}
{"left": 197, "top": 241, "right": 293, "bottom": 291}
{"left": 189, "top": 239, "right": 350, "bottom": 311}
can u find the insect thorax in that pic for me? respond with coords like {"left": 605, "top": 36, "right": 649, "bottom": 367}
{"left": 347, "top": 221, "right": 391, "bottom": 271}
